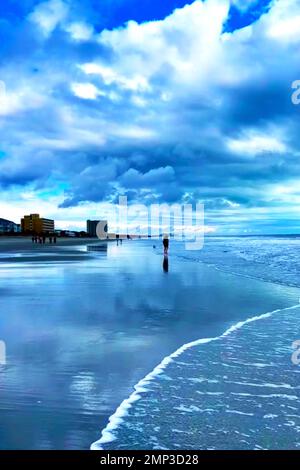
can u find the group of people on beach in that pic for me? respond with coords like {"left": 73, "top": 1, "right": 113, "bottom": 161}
{"left": 32, "top": 235, "right": 57, "bottom": 244}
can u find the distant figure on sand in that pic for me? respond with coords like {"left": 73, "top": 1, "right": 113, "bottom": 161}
{"left": 163, "top": 235, "right": 169, "bottom": 255}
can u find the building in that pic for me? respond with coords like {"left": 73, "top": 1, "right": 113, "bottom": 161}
{"left": 21, "top": 214, "right": 55, "bottom": 234}
{"left": 87, "top": 220, "right": 108, "bottom": 238}
{"left": 0, "top": 218, "right": 21, "bottom": 234}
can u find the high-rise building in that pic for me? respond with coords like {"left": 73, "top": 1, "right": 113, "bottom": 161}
{"left": 87, "top": 220, "right": 108, "bottom": 238}
{"left": 21, "top": 214, "right": 55, "bottom": 234}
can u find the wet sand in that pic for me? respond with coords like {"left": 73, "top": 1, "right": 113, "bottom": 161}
{"left": 0, "top": 237, "right": 111, "bottom": 263}
{"left": 0, "top": 236, "right": 103, "bottom": 251}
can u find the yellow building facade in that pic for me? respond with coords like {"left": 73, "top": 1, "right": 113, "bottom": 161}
{"left": 21, "top": 214, "right": 55, "bottom": 234}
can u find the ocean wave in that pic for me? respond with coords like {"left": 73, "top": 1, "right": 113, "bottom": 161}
{"left": 91, "top": 302, "right": 300, "bottom": 450}
{"left": 173, "top": 237, "right": 300, "bottom": 288}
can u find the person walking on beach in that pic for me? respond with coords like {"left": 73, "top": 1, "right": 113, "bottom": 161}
{"left": 163, "top": 234, "right": 169, "bottom": 255}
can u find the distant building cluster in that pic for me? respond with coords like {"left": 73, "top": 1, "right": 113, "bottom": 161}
{"left": 0, "top": 213, "right": 110, "bottom": 238}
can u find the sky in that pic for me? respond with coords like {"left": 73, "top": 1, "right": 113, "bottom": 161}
{"left": 0, "top": 0, "right": 300, "bottom": 234}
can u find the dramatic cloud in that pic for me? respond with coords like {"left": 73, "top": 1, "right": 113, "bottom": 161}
{"left": 0, "top": 0, "right": 299, "bottom": 233}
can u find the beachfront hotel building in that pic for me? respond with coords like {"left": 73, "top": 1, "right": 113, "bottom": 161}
{"left": 87, "top": 220, "right": 108, "bottom": 238}
{"left": 21, "top": 214, "right": 55, "bottom": 234}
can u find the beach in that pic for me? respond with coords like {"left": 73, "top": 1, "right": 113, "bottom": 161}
{"left": 0, "top": 236, "right": 299, "bottom": 449}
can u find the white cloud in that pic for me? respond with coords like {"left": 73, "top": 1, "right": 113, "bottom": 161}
{"left": 94, "top": 0, "right": 229, "bottom": 89}
{"left": 0, "top": 84, "right": 45, "bottom": 116}
{"left": 257, "top": 0, "right": 300, "bottom": 43}
{"left": 65, "top": 22, "right": 94, "bottom": 41}
{"left": 112, "top": 126, "right": 156, "bottom": 140}
{"left": 80, "top": 63, "right": 150, "bottom": 92}
{"left": 227, "top": 132, "right": 287, "bottom": 155}
{"left": 267, "top": 15, "right": 300, "bottom": 41}
{"left": 71, "top": 82, "right": 104, "bottom": 100}
{"left": 29, "top": 0, "right": 69, "bottom": 37}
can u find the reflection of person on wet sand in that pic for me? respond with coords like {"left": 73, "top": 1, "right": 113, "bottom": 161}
{"left": 163, "top": 234, "right": 169, "bottom": 255}
{"left": 163, "top": 256, "right": 169, "bottom": 273}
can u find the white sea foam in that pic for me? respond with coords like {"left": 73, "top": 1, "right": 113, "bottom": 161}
{"left": 229, "top": 381, "right": 293, "bottom": 389}
{"left": 91, "top": 303, "right": 300, "bottom": 450}
{"left": 225, "top": 410, "right": 254, "bottom": 416}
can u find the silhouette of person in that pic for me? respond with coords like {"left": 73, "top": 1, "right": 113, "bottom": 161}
{"left": 163, "top": 234, "right": 169, "bottom": 255}
{"left": 163, "top": 256, "right": 169, "bottom": 273}
{"left": 54, "top": 236, "right": 57, "bottom": 244}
